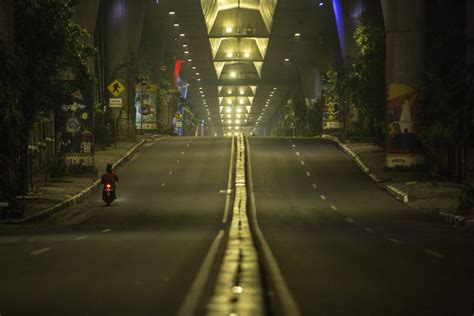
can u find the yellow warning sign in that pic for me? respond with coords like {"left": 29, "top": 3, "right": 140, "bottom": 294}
{"left": 107, "top": 79, "right": 126, "bottom": 97}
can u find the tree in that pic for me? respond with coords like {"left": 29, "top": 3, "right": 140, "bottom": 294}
{"left": 12, "top": 0, "right": 95, "bottom": 194}
{"left": 342, "top": 1, "right": 385, "bottom": 144}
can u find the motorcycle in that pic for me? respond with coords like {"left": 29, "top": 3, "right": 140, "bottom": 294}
{"left": 102, "top": 183, "right": 116, "bottom": 206}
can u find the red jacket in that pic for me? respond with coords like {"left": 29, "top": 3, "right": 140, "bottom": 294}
{"left": 101, "top": 172, "right": 119, "bottom": 185}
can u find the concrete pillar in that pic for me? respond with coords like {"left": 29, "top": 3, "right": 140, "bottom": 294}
{"left": 382, "top": 0, "right": 426, "bottom": 168}
{"left": 0, "top": 0, "right": 14, "bottom": 49}
{"left": 103, "top": 0, "right": 146, "bottom": 140}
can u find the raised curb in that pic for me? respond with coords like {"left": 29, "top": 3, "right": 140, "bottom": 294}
{"left": 439, "top": 211, "right": 465, "bottom": 226}
{"left": 315, "top": 134, "right": 410, "bottom": 203}
{"left": 4, "top": 139, "right": 149, "bottom": 224}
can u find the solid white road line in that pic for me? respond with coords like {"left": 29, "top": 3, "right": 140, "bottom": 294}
{"left": 246, "top": 136, "right": 301, "bottom": 316}
{"left": 75, "top": 236, "right": 88, "bottom": 240}
{"left": 30, "top": 248, "right": 51, "bottom": 256}
{"left": 320, "top": 195, "right": 327, "bottom": 200}
{"left": 222, "top": 136, "right": 235, "bottom": 224}
{"left": 177, "top": 230, "right": 225, "bottom": 316}
{"left": 425, "top": 249, "right": 446, "bottom": 259}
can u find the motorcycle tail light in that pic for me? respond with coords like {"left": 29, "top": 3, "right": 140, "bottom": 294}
{"left": 106, "top": 184, "right": 111, "bottom": 189}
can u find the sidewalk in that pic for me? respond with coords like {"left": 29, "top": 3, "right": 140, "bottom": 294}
{"left": 3, "top": 140, "right": 147, "bottom": 223}
{"left": 344, "top": 142, "right": 474, "bottom": 228}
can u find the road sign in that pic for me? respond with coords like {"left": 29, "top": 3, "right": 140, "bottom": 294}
{"left": 176, "top": 121, "right": 183, "bottom": 128}
{"left": 109, "top": 98, "right": 123, "bottom": 108}
{"left": 107, "top": 79, "right": 126, "bottom": 97}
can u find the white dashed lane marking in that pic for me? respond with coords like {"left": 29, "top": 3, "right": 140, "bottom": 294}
{"left": 30, "top": 248, "right": 51, "bottom": 256}
{"left": 181, "top": 152, "right": 185, "bottom": 155}
{"left": 330, "top": 205, "right": 337, "bottom": 211}
{"left": 364, "top": 228, "right": 374, "bottom": 233}
{"left": 425, "top": 249, "right": 446, "bottom": 259}
{"left": 162, "top": 183, "right": 166, "bottom": 187}
{"left": 187, "top": 144, "right": 190, "bottom": 147}
{"left": 169, "top": 171, "right": 173, "bottom": 175}
{"left": 292, "top": 144, "right": 296, "bottom": 148}
{"left": 300, "top": 161, "right": 305, "bottom": 166}
{"left": 389, "top": 238, "right": 402, "bottom": 244}
{"left": 102, "top": 229, "right": 111, "bottom": 233}
{"left": 296, "top": 152, "right": 300, "bottom": 156}
{"left": 306, "top": 171, "right": 311, "bottom": 177}
{"left": 75, "top": 236, "right": 88, "bottom": 240}
{"left": 345, "top": 218, "right": 355, "bottom": 224}
{"left": 312, "top": 183, "right": 318, "bottom": 189}
{"left": 177, "top": 160, "right": 180, "bottom": 164}
{"left": 320, "top": 195, "right": 327, "bottom": 200}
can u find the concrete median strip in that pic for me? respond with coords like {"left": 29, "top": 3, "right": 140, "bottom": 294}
{"left": 7, "top": 138, "right": 152, "bottom": 224}
{"left": 206, "top": 135, "right": 266, "bottom": 315}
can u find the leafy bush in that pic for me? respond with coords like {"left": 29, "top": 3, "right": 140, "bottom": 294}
{"left": 458, "top": 185, "right": 474, "bottom": 210}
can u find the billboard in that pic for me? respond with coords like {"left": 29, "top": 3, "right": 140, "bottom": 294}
{"left": 386, "top": 83, "right": 424, "bottom": 167}
{"left": 135, "top": 84, "right": 158, "bottom": 130}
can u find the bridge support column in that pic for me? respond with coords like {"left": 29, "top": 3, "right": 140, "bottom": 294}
{"left": 102, "top": 0, "right": 146, "bottom": 140}
{"left": 382, "top": 0, "right": 426, "bottom": 168}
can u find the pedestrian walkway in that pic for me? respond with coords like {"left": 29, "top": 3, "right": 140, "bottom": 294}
{"left": 345, "top": 142, "right": 474, "bottom": 228}
{"left": 8, "top": 141, "right": 142, "bottom": 221}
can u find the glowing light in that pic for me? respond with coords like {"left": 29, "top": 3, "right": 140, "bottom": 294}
{"left": 230, "top": 72, "right": 236, "bottom": 78}
{"left": 169, "top": 11, "right": 176, "bottom": 15}
{"left": 225, "top": 26, "right": 233, "bottom": 33}
{"left": 244, "top": 52, "right": 250, "bottom": 58}
{"left": 227, "top": 100, "right": 232, "bottom": 105}
{"left": 227, "top": 52, "right": 234, "bottom": 58}
{"left": 173, "top": 23, "right": 179, "bottom": 27}
{"left": 236, "top": 108, "right": 242, "bottom": 113}
{"left": 179, "top": 33, "right": 185, "bottom": 37}
{"left": 227, "top": 90, "right": 232, "bottom": 95}
{"left": 226, "top": 108, "right": 232, "bottom": 113}
{"left": 294, "top": 33, "right": 301, "bottom": 37}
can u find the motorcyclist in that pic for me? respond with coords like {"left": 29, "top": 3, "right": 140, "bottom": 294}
{"left": 101, "top": 164, "right": 119, "bottom": 197}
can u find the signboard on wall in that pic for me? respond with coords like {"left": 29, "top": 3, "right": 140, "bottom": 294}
{"left": 386, "top": 83, "right": 424, "bottom": 167}
{"left": 57, "top": 84, "right": 94, "bottom": 167}
{"left": 135, "top": 84, "right": 158, "bottom": 130}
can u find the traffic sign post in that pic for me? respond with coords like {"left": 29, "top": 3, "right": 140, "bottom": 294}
{"left": 107, "top": 79, "right": 126, "bottom": 97}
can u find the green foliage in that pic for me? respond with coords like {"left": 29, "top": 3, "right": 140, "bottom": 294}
{"left": 304, "top": 99, "right": 323, "bottom": 136}
{"left": 458, "top": 185, "right": 474, "bottom": 210}
{"left": 341, "top": 3, "right": 385, "bottom": 144}
{"left": 94, "top": 104, "right": 114, "bottom": 147}
{"left": 14, "top": 0, "right": 95, "bottom": 122}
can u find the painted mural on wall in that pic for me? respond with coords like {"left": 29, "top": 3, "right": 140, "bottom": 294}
{"left": 56, "top": 87, "right": 94, "bottom": 166}
{"left": 386, "top": 83, "right": 424, "bottom": 167}
{"left": 322, "top": 92, "right": 342, "bottom": 130}
{"left": 135, "top": 84, "right": 158, "bottom": 130}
